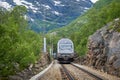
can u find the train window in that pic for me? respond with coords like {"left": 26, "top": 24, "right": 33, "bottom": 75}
{"left": 59, "top": 44, "right": 72, "bottom": 50}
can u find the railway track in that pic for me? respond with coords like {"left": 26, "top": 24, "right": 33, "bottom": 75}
{"left": 60, "top": 64, "right": 75, "bottom": 80}
{"left": 30, "top": 61, "right": 109, "bottom": 80}
{"left": 71, "top": 63, "right": 107, "bottom": 80}
{"left": 60, "top": 63, "right": 108, "bottom": 80}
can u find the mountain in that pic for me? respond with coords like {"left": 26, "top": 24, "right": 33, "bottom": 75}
{"left": 50, "top": 0, "right": 120, "bottom": 55}
{"left": 0, "top": 0, "right": 93, "bottom": 32}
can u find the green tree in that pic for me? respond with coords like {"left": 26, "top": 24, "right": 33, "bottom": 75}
{"left": 0, "top": 6, "right": 42, "bottom": 76}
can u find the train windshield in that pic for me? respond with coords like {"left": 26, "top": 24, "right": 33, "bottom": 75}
{"left": 60, "top": 44, "right": 72, "bottom": 50}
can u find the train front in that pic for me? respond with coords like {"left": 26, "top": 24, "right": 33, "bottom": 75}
{"left": 57, "top": 38, "right": 74, "bottom": 63}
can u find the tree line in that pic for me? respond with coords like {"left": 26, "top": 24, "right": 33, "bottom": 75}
{"left": 0, "top": 6, "right": 42, "bottom": 76}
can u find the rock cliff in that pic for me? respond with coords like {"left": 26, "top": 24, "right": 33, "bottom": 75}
{"left": 85, "top": 18, "right": 120, "bottom": 77}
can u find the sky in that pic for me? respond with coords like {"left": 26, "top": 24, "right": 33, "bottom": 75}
{"left": 91, "top": 0, "right": 99, "bottom": 3}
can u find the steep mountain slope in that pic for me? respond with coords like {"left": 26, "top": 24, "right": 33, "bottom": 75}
{"left": 0, "top": 0, "right": 93, "bottom": 32}
{"left": 85, "top": 18, "right": 120, "bottom": 77}
{"left": 50, "top": 0, "right": 120, "bottom": 55}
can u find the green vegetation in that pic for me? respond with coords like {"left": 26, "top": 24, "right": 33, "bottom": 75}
{"left": 29, "top": 19, "right": 59, "bottom": 33}
{"left": 113, "top": 19, "right": 120, "bottom": 32}
{"left": 1, "top": 0, "right": 120, "bottom": 77}
{"left": 0, "top": 6, "right": 42, "bottom": 76}
{"left": 51, "top": 0, "right": 120, "bottom": 56}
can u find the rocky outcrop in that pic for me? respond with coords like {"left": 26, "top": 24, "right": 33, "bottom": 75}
{"left": 85, "top": 18, "right": 120, "bottom": 77}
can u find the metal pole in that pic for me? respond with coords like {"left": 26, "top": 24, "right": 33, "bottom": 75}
{"left": 43, "top": 37, "right": 46, "bottom": 53}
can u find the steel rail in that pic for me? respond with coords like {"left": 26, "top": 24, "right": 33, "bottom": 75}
{"left": 71, "top": 63, "right": 107, "bottom": 80}
{"left": 61, "top": 64, "right": 75, "bottom": 80}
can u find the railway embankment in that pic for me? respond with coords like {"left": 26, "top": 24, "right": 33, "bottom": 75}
{"left": 84, "top": 18, "right": 120, "bottom": 77}
{"left": 9, "top": 53, "right": 51, "bottom": 80}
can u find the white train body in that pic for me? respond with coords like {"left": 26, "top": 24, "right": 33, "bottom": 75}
{"left": 57, "top": 38, "right": 74, "bottom": 62}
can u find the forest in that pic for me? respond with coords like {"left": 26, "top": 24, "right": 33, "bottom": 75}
{"left": 0, "top": 6, "right": 42, "bottom": 76}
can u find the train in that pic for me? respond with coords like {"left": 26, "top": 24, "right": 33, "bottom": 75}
{"left": 57, "top": 38, "right": 75, "bottom": 63}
